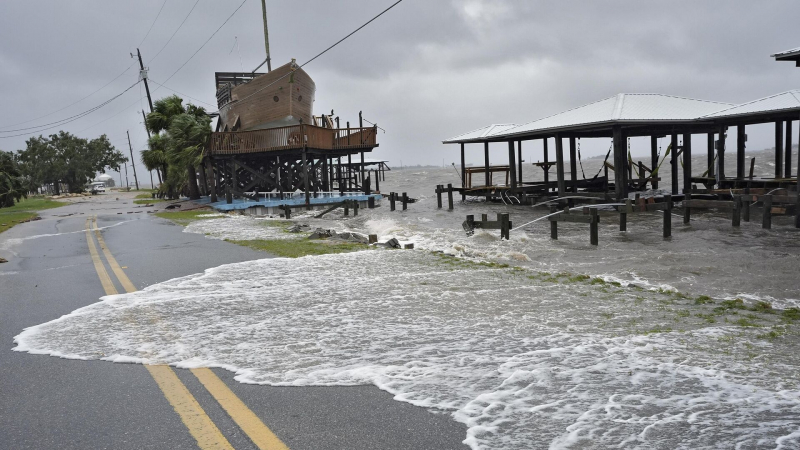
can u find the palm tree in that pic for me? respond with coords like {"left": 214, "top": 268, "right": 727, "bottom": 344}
{"left": 143, "top": 96, "right": 211, "bottom": 200}
{"left": 0, "top": 151, "right": 26, "bottom": 207}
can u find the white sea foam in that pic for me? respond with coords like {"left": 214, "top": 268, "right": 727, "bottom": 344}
{"left": 15, "top": 250, "right": 800, "bottom": 449}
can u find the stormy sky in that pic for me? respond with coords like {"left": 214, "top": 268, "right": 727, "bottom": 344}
{"left": 1, "top": 0, "right": 799, "bottom": 182}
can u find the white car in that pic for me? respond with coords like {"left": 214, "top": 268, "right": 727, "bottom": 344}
{"left": 89, "top": 182, "right": 106, "bottom": 194}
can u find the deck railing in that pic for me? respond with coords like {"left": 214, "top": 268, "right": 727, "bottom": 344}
{"left": 208, "top": 124, "right": 377, "bottom": 155}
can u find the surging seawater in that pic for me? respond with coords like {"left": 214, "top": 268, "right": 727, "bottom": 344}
{"left": 14, "top": 250, "right": 800, "bottom": 448}
{"left": 14, "top": 152, "right": 800, "bottom": 449}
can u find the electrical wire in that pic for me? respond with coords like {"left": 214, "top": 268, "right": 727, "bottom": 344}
{"left": 0, "top": 80, "right": 141, "bottom": 138}
{"left": 148, "top": 78, "right": 216, "bottom": 107}
{"left": 147, "top": 0, "right": 200, "bottom": 64}
{"left": 0, "top": 63, "right": 134, "bottom": 130}
{"left": 157, "top": 0, "right": 248, "bottom": 87}
{"left": 217, "top": 0, "right": 404, "bottom": 113}
{"left": 138, "top": 0, "right": 169, "bottom": 47}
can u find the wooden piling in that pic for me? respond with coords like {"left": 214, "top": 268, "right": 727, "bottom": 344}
{"left": 555, "top": 134, "right": 566, "bottom": 197}
{"left": 369, "top": 234, "right": 378, "bottom": 244}
{"left": 283, "top": 205, "right": 291, "bottom": 219}
{"left": 619, "top": 210, "right": 627, "bottom": 231}
{"left": 650, "top": 136, "right": 659, "bottom": 189}
{"left": 663, "top": 195, "right": 672, "bottom": 238}
{"left": 390, "top": 192, "right": 396, "bottom": 211}
{"left": 353, "top": 201, "right": 359, "bottom": 217}
{"left": 436, "top": 185, "right": 443, "bottom": 209}
{"left": 775, "top": 121, "right": 784, "bottom": 179}
{"left": 590, "top": 208, "right": 599, "bottom": 246}
{"left": 550, "top": 205, "right": 558, "bottom": 240}
{"left": 737, "top": 125, "right": 746, "bottom": 179}
{"left": 732, "top": 196, "right": 741, "bottom": 227}
{"left": 344, "top": 202, "right": 349, "bottom": 216}
{"left": 742, "top": 195, "right": 750, "bottom": 222}
{"left": 499, "top": 213, "right": 510, "bottom": 240}
{"left": 402, "top": 192, "right": 408, "bottom": 210}
{"left": 763, "top": 195, "right": 772, "bottom": 229}
{"left": 368, "top": 196, "right": 375, "bottom": 209}
{"left": 447, "top": 183, "right": 454, "bottom": 210}
{"left": 374, "top": 170, "right": 380, "bottom": 192}
{"left": 670, "top": 134, "right": 678, "bottom": 195}
{"left": 684, "top": 192, "right": 691, "bottom": 224}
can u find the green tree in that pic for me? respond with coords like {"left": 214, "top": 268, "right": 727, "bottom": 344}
{"left": 144, "top": 95, "right": 210, "bottom": 200}
{"left": 0, "top": 151, "right": 26, "bottom": 207}
{"left": 16, "top": 132, "right": 126, "bottom": 194}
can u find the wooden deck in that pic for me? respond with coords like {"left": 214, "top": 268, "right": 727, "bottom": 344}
{"left": 207, "top": 124, "right": 378, "bottom": 156}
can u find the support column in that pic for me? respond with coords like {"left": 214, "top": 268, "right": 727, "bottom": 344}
{"left": 302, "top": 149, "right": 310, "bottom": 207}
{"left": 347, "top": 153, "right": 352, "bottom": 191}
{"left": 517, "top": 140, "right": 523, "bottom": 185}
{"left": 737, "top": 125, "right": 746, "bottom": 179}
{"left": 683, "top": 133, "right": 692, "bottom": 194}
{"left": 507, "top": 140, "right": 517, "bottom": 190}
{"left": 786, "top": 120, "right": 793, "bottom": 179}
{"left": 718, "top": 126, "right": 726, "bottom": 181}
{"left": 460, "top": 143, "right": 466, "bottom": 201}
{"left": 670, "top": 133, "right": 679, "bottom": 195}
{"left": 569, "top": 137, "right": 578, "bottom": 193}
{"left": 775, "top": 121, "right": 784, "bottom": 179}
{"left": 205, "top": 158, "right": 217, "bottom": 203}
{"left": 707, "top": 132, "right": 715, "bottom": 182}
{"left": 322, "top": 157, "right": 329, "bottom": 191}
{"left": 543, "top": 138, "right": 550, "bottom": 190}
{"left": 360, "top": 151, "right": 365, "bottom": 188}
{"left": 555, "top": 134, "right": 566, "bottom": 197}
{"left": 613, "top": 127, "right": 627, "bottom": 199}
{"left": 484, "top": 142, "right": 491, "bottom": 201}
{"left": 651, "top": 136, "right": 659, "bottom": 189}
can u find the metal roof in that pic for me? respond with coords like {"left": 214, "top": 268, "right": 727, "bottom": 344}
{"left": 702, "top": 90, "right": 800, "bottom": 119}
{"left": 489, "top": 94, "right": 732, "bottom": 139}
{"left": 771, "top": 47, "right": 800, "bottom": 60}
{"left": 443, "top": 123, "right": 518, "bottom": 144}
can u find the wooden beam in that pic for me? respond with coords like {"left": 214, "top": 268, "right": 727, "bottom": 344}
{"left": 718, "top": 126, "right": 726, "bottom": 180}
{"left": 683, "top": 133, "right": 692, "bottom": 194}
{"left": 786, "top": 120, "right": 793, "bottom": 179}
{"left": 507, "top": 141, "right": 517, "bottom": 189}
{"left": 555, "top": 134, "right": 566, "bottom": 197}
{"left": 670, "top": 133, "right": 678, "bottom": 194}
{"left": 569, "top": 137, "right": 578, "bottom": 193}
{"left": 706, "top": 132, "right": 715, "bottom": 182}
{"left": 543, "top": 138, "right": 550, "bottom": 189}
{"left": 650, "top": 136, "right": 659, "bottom": 189}
{"left": 737, "top": 125, "right": 746, "bottom": 179}
{"left": 613, "top": 126, "right": 627, "bottom": 199}
{"left": 484, "top": 142, "right": 491, "bottom": 200}
{"left": 517, "top": 140, "right": 523, "bottom": 185}
{"left": 775, "top": 121, "right": 784, "bottom": 179}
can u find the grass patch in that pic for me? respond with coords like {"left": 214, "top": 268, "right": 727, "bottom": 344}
{"left": 715, "top": 298, "right": 746, "bottom": 313}
{"left": 133, "top": 198, "right": 168, "bottom": 205}
{"left": 0, "top": 196, "right": 65, "bottom": 234}
{"left": 733, "top": 317, "right": 761, "bottom": 328}
{"left": 154, "top": 209, "right": 219, "bottom": 226}
{"left": 134, "top": 191, "right": 158, "bottom": 199}
{"left": 781, "top": 308, "right": 800, "bottom": 321}
{"left": 748, "top": 301, "right": 773, "bottom": 313}
{"left": 757, "top": 327, "right": 786, "bottom": 341}
{"left": 695, "top": 295, "right": 714, "bottom": 305}
{"left": 227, "top": 238, "right": 370, "bottom": 258}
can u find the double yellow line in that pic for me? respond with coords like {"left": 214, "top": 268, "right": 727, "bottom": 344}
{"left": 85, "top": 216, "right": 288, "bottom": 450}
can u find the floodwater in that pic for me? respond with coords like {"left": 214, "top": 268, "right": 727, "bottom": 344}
{"left": 13, "top": 148, "right": 800, "bottom": 449}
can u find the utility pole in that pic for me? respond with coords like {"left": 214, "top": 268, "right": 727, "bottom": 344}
{"left": 127, "top": 130, "right": 140, "bottom": 190}
{"left": 124, "top": 162, "right": 129, "bottom": 190}
{"left": 136, "top": 49, "right": 153, "bottom": 112}
{"left": 260, "top": 0, "right": 272, "bottom": 72}
{"left": 141, "top": 110, "right": 151, "bottom": 138}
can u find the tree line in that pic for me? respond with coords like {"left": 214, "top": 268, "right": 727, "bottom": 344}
{"left": 1, "top": 133, "right": 126, "bottom": 207}
{"left": 1, "top": 93, "right": 209, "bottom": 208}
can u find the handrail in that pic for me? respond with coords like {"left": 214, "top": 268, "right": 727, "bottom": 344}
{"left": 207, "top": 124, "right": 378, "bottom": 155}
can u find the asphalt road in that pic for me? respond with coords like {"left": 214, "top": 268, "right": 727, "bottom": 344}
{"left": 0, "top": 193, "right": 468, "bottom": 450}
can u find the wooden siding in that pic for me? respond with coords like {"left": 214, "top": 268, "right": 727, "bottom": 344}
{"left": 218, "top": 62, "right": 315, "bottom": 131}
{"left": 207, "top": 125, "right": 378, "bottom": 156}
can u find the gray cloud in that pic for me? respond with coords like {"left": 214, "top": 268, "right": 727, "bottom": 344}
{"left": 1, "top": 0, "right": 798, "bottom": 176}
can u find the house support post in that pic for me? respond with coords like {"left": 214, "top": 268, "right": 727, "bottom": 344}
{"left": 569, "top": 137, "right": 578, "bottom": 193}
{"left": 555, "top": 134, "right": 566, "bottom": 197}
{"left": 670, "top": 133, "right": 678, "bottom": 194}
{"left": 484, "top": 142, "right": 491, "bottom": 201}
{"left": 651, "top": 136, "right": 659, "bottom": 189}
{"left": 508, "top": 140, "right": 517, "bottom": 190}
{"left": 737, "top": 125, "right": 746, "bottom": 179}
{"left": 612, "top": 127, "right": 627, "bottom": 199}
{"left": 460, "top": 143, "right": 466, "bottom": 201}
{"left": 786, "top": 120, "right": 793, "bottom": 179}
{"left": 775, "top": 121, "right": 784, "bottom": 179}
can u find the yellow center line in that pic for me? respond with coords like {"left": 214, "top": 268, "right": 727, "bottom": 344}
{"left": 88, "top": 216, "right": 288, "bottom": 449}
{"left": 85, "top": 217, "right": 234, "bottom": 450}
{"left": 85, "top": 218, "right": 117, "bottom": 296}
{"left": 146, "top": 366, "right": 235, "bottom": 450}
{"left": 192, "top": 368, "right": 290, "bottom": 450}
{"left": 92, "top": 217, "right": 137, "bottom": 293}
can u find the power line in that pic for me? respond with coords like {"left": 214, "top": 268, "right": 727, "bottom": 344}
{"left": 148, "top": 78, "right": 216, "bottom": 107}
{"left": 0, "top": 63, "right": 134, "bottom": 130}
{"left": 138, "top": 0, "right": 169, "bottom": 47}
{"left": 147, "top": 0, "right": 200, "bottom": 64}
{"left": 158, "top": 0, "right": 248, "bottom": 87}
{"left": 220, "top": 0, "right": 404, "bottom": 113}
{"left": 76, "top": 94, "right": 144, "bottom": 134}
{"left": 0, "top": 80, "right": 141, "bottom": 138}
